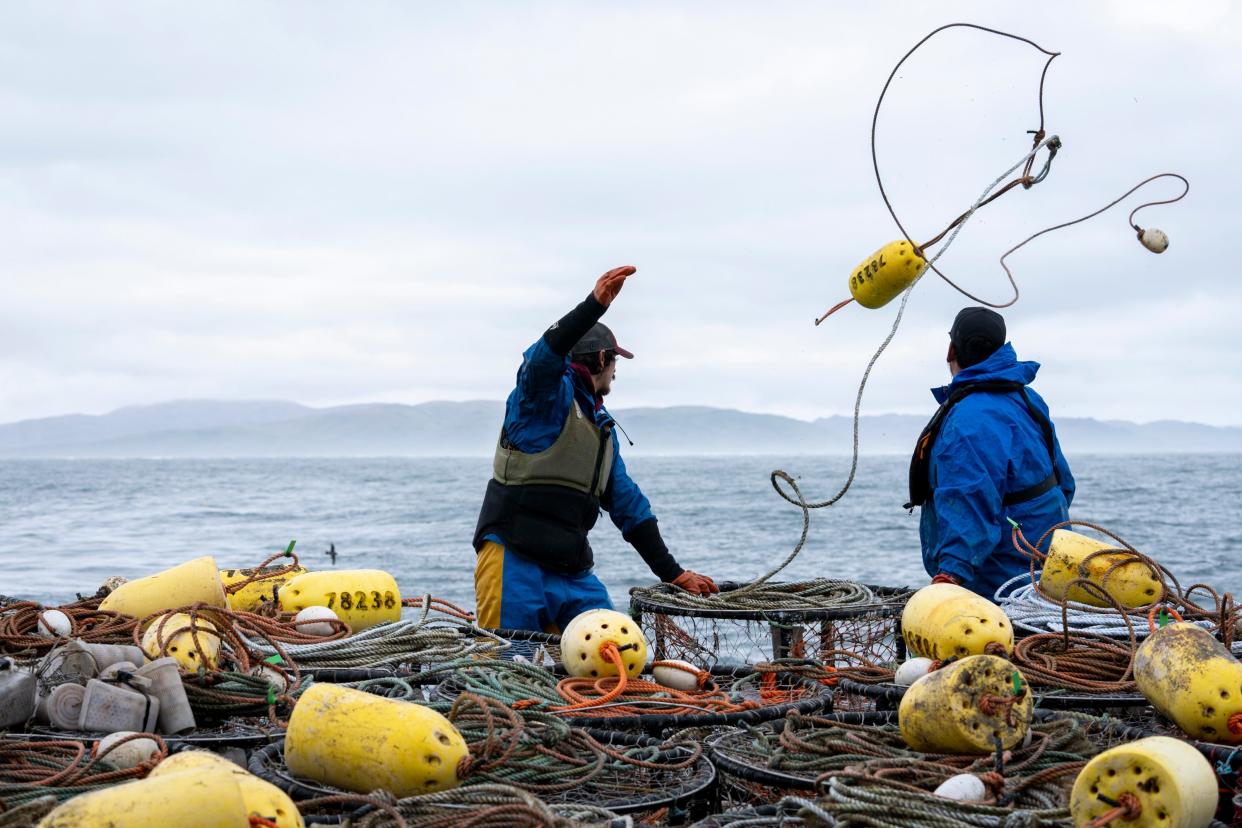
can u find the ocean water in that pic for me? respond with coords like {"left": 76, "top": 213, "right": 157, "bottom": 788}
{"left": 1, "top": 454, "right": 1239, "bottom": 609}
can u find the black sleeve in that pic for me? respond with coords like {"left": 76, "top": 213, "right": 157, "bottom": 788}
{"left": 624, "top": 518, "right": 683, "bottom": 582}
{"left": 542, "top": 293, "right": 607, "bottom": 356}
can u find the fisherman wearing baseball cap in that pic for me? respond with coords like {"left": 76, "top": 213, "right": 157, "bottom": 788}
{"left": 906, "top": 307, "right": 1077, "bottom": 598}
{"left": 472, "top": 266, "right": 718, "bottom": 632}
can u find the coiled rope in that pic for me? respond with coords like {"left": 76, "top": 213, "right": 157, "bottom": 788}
{"left": 0, "top": 598, "right": 135, "bottom": 659}
{"left": 344, "top": 783, "right": 632, "bottom": 828}
{"left": 0, "top": 733, "right": 167, "bottom": 810}
{"left": 629, "top": 578, "right": 879, "bottom": 613}
{"left": 237, "top": 601, "right": 507, "bottom": 670}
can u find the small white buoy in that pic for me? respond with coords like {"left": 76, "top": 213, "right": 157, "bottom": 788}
{"left": 894, "top": 657, "right": 935, "bottom": 686}
{"left": 651, "top": 660, "right": 702, "bottom": 691}
{"left": 1139, "top": 227, "right": 1169, "bottom": 253}
{"left": 35, "top": 610, "right": 72, "bottom": 638}
{"left": 933, "top": 773, "right": 987, "bottom": 802}
{"left": 95, "top": 731, "right": 160, "bottom": 769}
{"left": 249, "top": 664, "right": 290, "bottom": 692}
{"left": 294, "top": 605, "right": 339, "bottom": 637}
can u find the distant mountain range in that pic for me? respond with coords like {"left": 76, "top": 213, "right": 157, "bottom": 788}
{"left": 0, "top": 399, "right": 1239, "bottom": 458}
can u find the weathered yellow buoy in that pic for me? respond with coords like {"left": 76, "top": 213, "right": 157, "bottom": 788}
{"left": 99, "top": 556, "right": 228, "bottom": 620}
{"left": 560, "top": 608, "right": 648, "bottom": 679}
{"left": 1134, "top": 621, "right": 1242, "bottom": 744}
{"left": 221, "top": 564, "right": 308, "bottom": 613}
{"left": 284, "top": 683, "right": 468, "bottom": 798}
{"left": 849, "top": 240, "right": 926, "bottom": 309}
{"left": 1038, "top": 529, "right": 1163, "bottom": 608}
{"left": 901, "top": 583, "right": 1013, "bottom": 660}
{"left": 37, "top": 766, "right": 251, "bottom": 828}
{"left": 150, "top": 751, "right": 304, "bottom": 828}
{"left": 277, "top": 570, "right": 400, "bottom": 632}
{"left": 1070, "top": 736, "right": 1217, "bottom": 828}
{"left": 898, "top": 655, "right": 1032, "bottom": 754}
{"left": 141, "top": 612, "right": 222, "bottom": 671}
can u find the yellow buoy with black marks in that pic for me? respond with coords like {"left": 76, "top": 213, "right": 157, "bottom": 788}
{"left": 141, "top": 612, "right": 222, "bottom": 671}
{"left": 900, "top": 583, "right": 1013, "bottom": 661}
{"left": 277, "top": 569, "right": 400, "bottom": 632}
{"left": 221, "top": 564, "right": 308, "bottom": 613}
{"left": 849, "top": 239, "right": 926, "bottom": 309}
{"left": 150, "top": 751, "right": 304, "bottom": 828}
{"left": 99, "top": 556, "right": 228, "bottom": 620}
{"left": 284, "top": 683, "right": 468, "bottom": 798}
{"left": 37, "top": 766, "right": 251, "bottom": 828}
{"left": 898, "top": 655, "right": 1033, "bottom": 754}
{"left": 1038, "top": 529, "right": 1163, "bottom": 608}
{"left": 1070, "top": 736, "right": 1217, "bottom": 828}
{"left": 1134, "top": 621, "right": 1242, "bottom": 744}
{"left": 560, "top": 608, "right": 648, "bottom": 679}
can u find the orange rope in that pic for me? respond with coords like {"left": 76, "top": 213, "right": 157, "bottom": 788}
{"left": 1228, "top": 711, "right": 1242, "bottom": 737}
{"left": 534, "top": 642, "right": 759, "bottom": 718}
{"left": 1083, "top": 792, "right": 1141, "bottom": 828}
{"left": 1147, "top": 605, "right": 1184, "bottom": 633}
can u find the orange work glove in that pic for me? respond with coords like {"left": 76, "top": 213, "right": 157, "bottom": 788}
{"left": 931, "top": 573, "right": 960, "bottom": 586}
{"left": 592, "top": 265, "right": 635, "bottom": 307}
{"left": 672, "top": 570, "right": 719, "bottom": 596}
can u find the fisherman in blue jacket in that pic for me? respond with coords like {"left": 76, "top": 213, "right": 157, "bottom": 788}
{"left": 907, "top": 307, "right": 1075, "bottom": 599}
{"left": 472, "top": 265, "right": 718, "bottom": 632}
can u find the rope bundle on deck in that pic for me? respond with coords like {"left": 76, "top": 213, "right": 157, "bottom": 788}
{"left": 426, "top": 656, "right": 824, "bottom": 720}
{"left": 722, "top": 712, "right": 1099, "bottom": 810}
{"left": 0, "top": 733, "right": 167, "bottom": 811}
{"left": 338, "top": 783, "right": 632, "bottom": 828}
{"left": 631, "top": 580, "right": 882, "bottom": 614}
{"left": 0, "top": 598, "right": 135, "bottom": 659}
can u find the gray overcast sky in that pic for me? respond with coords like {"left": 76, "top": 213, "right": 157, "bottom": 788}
{"left": 2, "top": 1, "right": 1239, "bottom": 427}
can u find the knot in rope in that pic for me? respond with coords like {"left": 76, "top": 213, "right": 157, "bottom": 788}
{"left": 1084, "top": 792, "right": 1142, "bottom": 828}
{"left": 984, "top": 642, "right": 1009, "bottom": 657}
{"left": 1228, "top": 711, "right": 1242, "bottom": 737}
{"left": 978, "top": 770, "right": 1006, "bottom": 797}
{"left": 979, "top": 691, "right": 1025, "bottom": 727}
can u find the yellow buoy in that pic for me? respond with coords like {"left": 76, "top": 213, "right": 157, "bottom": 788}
{"left": 900, "top": 583, "right": 1013, "bottom": 660}
{"left": 221, "top": 564, "right": 308, "bottom": 613}
{"left": 1134, "top": 621, "right": 1242, "bottom": 744}
{"left": 141, "top": 612, "right": 222, "bottom": 671}
{"left": 1038, "top": 529, "right": 1163, "bottom": 608}
{"left": 898, "top": 655, "right": 1033, "bottom": 754}
{"left": 848, "top": 239, "right": 926, "bottom": 309}
{"left": 99, "top": 556, "right": 228, "bottom": 620}
{"left": 37, "top": 766, "right": 250, "bottom": 828}
{"left": 278, "top": 570, "right": 400, "bottom": 632}
{"left": 560, "top": 608, "right": 648, "bottom": 679}
{"left": 1070, "top": 736, "right": 1217, "bottom": 828}
{"left": 151, "top": 751, "right": 304, "bottom": 828}
{"left": 284, "top": 683, "right": 468, "bottom": 798}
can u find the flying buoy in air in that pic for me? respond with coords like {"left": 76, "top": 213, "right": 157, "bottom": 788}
{"left": 1138, "top": 226, "right": 1169, "bottom": 253}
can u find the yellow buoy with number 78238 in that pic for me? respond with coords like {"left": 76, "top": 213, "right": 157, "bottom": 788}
{"left": 817, "top": 239, "right": 927, "bottom": 323}
{"left": 277, "top": 569, "right": 401, "bottom": 632}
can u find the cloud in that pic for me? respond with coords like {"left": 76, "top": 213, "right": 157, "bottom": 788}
{"left": 1, "top": 1, "right": 1238, "bottom": 427}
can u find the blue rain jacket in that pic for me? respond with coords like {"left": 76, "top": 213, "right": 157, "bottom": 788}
{"left": 919, "top": 343, "right": 1075, "bottom": 598}
{"left": 498, "top": 337, "right": 655, "bottom": 537}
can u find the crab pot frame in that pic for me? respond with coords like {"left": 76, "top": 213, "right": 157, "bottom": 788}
{"left": 628, "top": 584, "right": 909, "bottom": 671}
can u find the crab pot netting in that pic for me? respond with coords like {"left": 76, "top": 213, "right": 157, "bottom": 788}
{"left": 628, "top": 583, "right": 909, "bottom": 671}
{"left": 705, "top": 708, "right": 1151, "bottom": 813}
